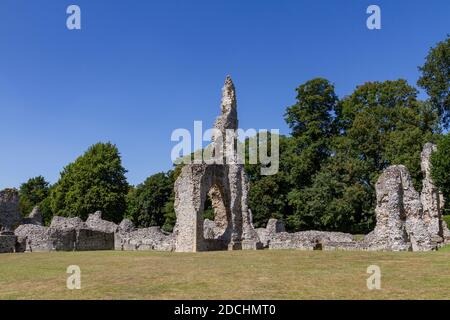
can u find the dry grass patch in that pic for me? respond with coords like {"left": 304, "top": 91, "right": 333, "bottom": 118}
{"left": 0, "top": 249, "right": 449, "bottom": 299}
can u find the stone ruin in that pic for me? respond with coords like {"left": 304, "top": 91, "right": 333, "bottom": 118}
{"left": 364, "top": 143, "right": 450, "bottom": 251}
{"left": 172, "top": 76, "right": 260, "bottom": 252}
{"left": 15, "top": 214, "right": 114, "bottom": 252}
{"left": 1, "top": 77, "right": 449, "bottom": 254}
{"left": 420, "top": 143, "right": 450, "bottom": 243}
{"left": 13, "top": 210, "right": 174, "bottom": 253}
{"left": 0, "top": 189, "right": 22, "bottom": 253}
{"left": 365, "top": 165, "right": 434, "bottom": 251}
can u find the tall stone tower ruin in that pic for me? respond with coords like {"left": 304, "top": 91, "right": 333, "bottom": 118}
{"left": 173, "top": 76, "right": 260, "bottom": 252}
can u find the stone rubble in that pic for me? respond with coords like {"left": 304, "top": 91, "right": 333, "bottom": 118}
{"left": 21, "top": 206, "right": 44, "bottom": 226}
{"left": 15, "top": 215, "right": 115, "bottom": 252}
{"left": 269, "top": 230, "right": 356, "bottom": 250}
{"left": 256, "top": 218, "right": 286, "bottom": 248}
{"left": 13, "top": 211, "right": 175, "bottom": 252}
{"left": 86, "top": 211, "right": 119, "bottom": 234}
{"left": 115, "top": 223, "right": 175, "bottom": 251}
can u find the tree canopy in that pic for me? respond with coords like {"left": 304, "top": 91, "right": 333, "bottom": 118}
{"left": 19, "top": 176, "right": 49, "bottom": 214}
{"left": 418, "top": 35, "right": 450, "bottom": 129}
{"left": 49, "top": 142, "right": 129, "bottom": 222}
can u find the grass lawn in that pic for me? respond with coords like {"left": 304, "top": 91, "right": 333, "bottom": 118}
{"left": 0, "top": 247, "right": 449, "bottom": 300}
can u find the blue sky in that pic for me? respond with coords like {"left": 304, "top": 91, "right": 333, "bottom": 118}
{"left": 0, "top": 0, "right": 449, "bottom": 189}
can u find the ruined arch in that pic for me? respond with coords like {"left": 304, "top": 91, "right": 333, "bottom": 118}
{"left": 173, "top": 77, "right": 260, "bottom": 252}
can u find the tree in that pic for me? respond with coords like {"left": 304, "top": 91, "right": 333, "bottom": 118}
{"left": 125, "top": 172, "right": 173, "bottom": 227}
{"left": 50, "top": 142, "right": 129, "bottom": 222}
{"left": 288, "top": 151, "right": 374, "bottom": 233}
{"left": 19, "top": 176, "right": 50, "bottom": 216}
{"left": 431, "top": 134, "right": 450, "bottom": 215}
{"left": 244, "top": 134, "right": 295, "bottom": 229}
{"left": 339, "top": 79, "right": 435, "bottom": 188}
{"left": 162, "top": 165, "right": 183, "bottom": 232}
{"left": 418, "top": 35, "right": 450, "bottom": 128}
{"left": 284, "top": 78, "right": 339, "bottom": 186}
{"left": 287, "top": 79, "right": 438, "bottom": 233}
{"left": 248, "top": 173, "right": 291, "bottom": 228}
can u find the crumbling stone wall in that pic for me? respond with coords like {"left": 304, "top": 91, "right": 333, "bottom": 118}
{"left": 115, "top": 219, "right": 174, "bottom": 251}
{"left": 366, "top": 165, "right": 434, "bottom": 251}
{"left": 269, "top": 230, "right": 355, "bottom": 250}
{"left": 0, "top": 234, "right": 17, "bottom": 253}
{"left": 256, "top": 218, "right": 286, "bottom": 248}
{"left": 22, "top": 207, "right": 43, "bottom": 226}
{"left": 0, "top": 189, "right": 21, "bottom": 233}
{"left": 173, "top": 76, "right": 261, "bottom": 252}
{"left": 15, "top": 216, "right": 114, "bottom": 252}
{"left": 421, "top": 143, "right": 449, "bottom": 244}
{"left": 0, "top": 189, "right": 21, "bottom": 253}
{"left": 15, "top": 224, "right": 54, "bottom": 252}
{"left": 86, "top": 211, "right": 119, "bottom": 233}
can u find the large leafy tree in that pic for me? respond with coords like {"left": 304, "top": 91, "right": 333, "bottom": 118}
{"left": 126, "top": 172, "right": 173, "bottom": 227}
{"left": 284, "top": 78, "right": 339, "bottom": 187}
{"left": 19, "top": 176, "right": 51, "bottom": 219}
{"left": 339, "top": 80, "right": 435, "bottom": 188}
{"left": 289, "top": 80, "right": 437, "bottom": 232}
{"left": 244, "top": 133, "right": 295, "bottom": 229}
{"left": 244, "top": 79, "right": 339, "bottom": 230}
{"left": 50, "top": 142, "right": 129, "bottom": 222}
{"left": 418, "top": 35, "right": 450, "bottom": 128}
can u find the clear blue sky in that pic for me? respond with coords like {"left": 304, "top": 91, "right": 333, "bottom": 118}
{"left": 0, "top": 0, "right": 449, "bottom": 189}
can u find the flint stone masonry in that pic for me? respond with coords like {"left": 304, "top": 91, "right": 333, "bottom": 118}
{"left": 50, "top": 216, "right": 114, "bottom": 251}
{"left": 3, "top": 81, "right": 450, "bottom": 254}
{"left": 421, "top": 143, "right": 446, "bottom": 244}
{"left": 118, "top": 218, "right": 136, "bottom": 233}
{"left": 203, "top": 219, "right": 216, "bottom": 239}
{"left": 0, "top": 234, "right": 17, "bottom": 253}
{"left": 15, "top": 216, "right": 114, "bottom": 252}
{"left": 269, "top": 230, "right": 355, "bottom": 250}
{"left": 15, "top": 236, "right": 27, "bottom": 252}
{"left": 22, "top": 206, "right": 43, "bottom": 226}
{"left": 173, "top": 76, "right": 261, "bottom": 252}
{"left": 0, "top": 189, "right": 21, "bottom": 233}
{"left": 256, "top": 218, "right": 286, "bottom": 248}
{"left": 15, "top": 224, "right": 72, "bottom": 252}
{"left": 115, "top": 223, "right": 174, "bottom": 251}
{"left": 367, "top": 165, "right": 434, "bottom": 251}
{"left": 13, "top": 211, "right": 176, "bottom": 253}
{"left": 86, "top": 211, "right": 118, "bottom": 233}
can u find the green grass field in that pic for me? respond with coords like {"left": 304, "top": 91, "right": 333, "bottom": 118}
{"left": 1, "top": 248, "right": 449, "bottom": 300}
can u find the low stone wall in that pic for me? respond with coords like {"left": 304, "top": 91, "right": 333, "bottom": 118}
{"left": 115, "top": 226, "right": 175, "bottom": 252}
{"left": 15, "top": 224, "right": 54, "bottom": 252}
{"left": 86, "top": 211, "right": 118, "bottom": 234}
{"left": 263, "top": 222, "right": 356, "bottom": 251}
{"left": 15, "top": 216, "right": 114, "bottom": 252}
{"left": 256, "top": 218, "right": 286, "bottom": 248}
{"left": 75, "top": 229, "right": 114, "bottom": 251}
{"left": 21, "top": 207, "right": 43, "bottom": 226}
{"left": 0, "top": 234, "right": 17, "bottom": 253}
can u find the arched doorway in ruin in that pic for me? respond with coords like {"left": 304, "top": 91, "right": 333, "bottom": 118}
{"left": 200, "top": 183, "right": 232, "bottom": 246}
